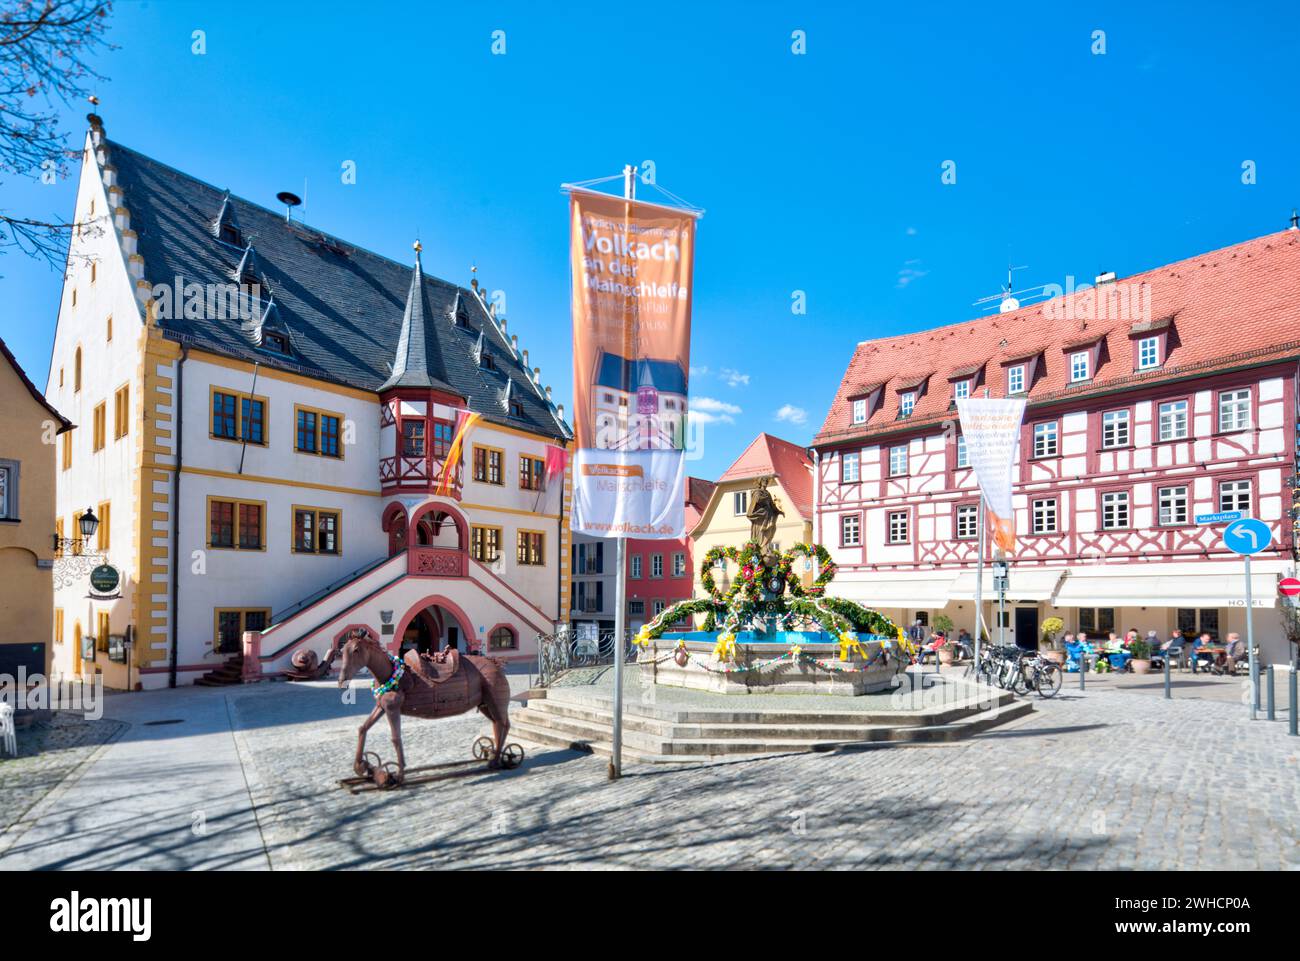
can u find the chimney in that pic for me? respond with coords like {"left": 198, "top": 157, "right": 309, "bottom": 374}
{"left": 1095, "top": 270, "right": 1117, "bottom": 284}
{"left": 557, "top": 403, "right": 565, "bottom": 421}
{"left": 1290, "top": 209, "right": 1299, "bottom": 231}
{"left": 522, "top": 349, "right": 529, "bottom": 367}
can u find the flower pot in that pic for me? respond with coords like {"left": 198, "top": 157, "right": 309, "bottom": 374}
{"left": 1130, "top": 658, "right": 1151, "bottom": 675}
{"left": 1041, "top": 650, "right": 1065, "bottom": 666}
{"left": 938, "top": 648, "right": 955, "bottom": 666}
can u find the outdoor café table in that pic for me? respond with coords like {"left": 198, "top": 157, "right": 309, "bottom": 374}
{"left": 1194, "top": 646, "right": 1225, "bottom": 672}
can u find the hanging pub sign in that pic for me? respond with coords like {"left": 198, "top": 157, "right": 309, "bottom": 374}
{"left": 89, "top": 563, "right": 121, "bottom": 597}
{"left": 569, "top": 188, "right": 699, "bottom": 539}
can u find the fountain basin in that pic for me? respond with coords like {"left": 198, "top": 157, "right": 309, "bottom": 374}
{"left": 640, "top": 630, "right": 905, "bottom": 696}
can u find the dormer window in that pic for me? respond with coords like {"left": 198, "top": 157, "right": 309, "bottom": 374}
{"left": 1137, "top": 336, "right": 1160, "bottom": 370}
{"left": 219, "top": 223, "right": 241, "bottom": 246}
{"left": 1007, "top": 364, "right": 1025, "bottom": 394}
{"left": 1069, "top": 351, "right": 1090, "bottom": 382}
{"left": 262, "top": 332, "right": 289, "bottom": 354}
{"left": 509, "top": 400, "right": 523, "bottom": 418}
{"left": 481, "top": 353, "right": 496, "bottom": 371}
{"left": 851, "top": 398, "right": 867, "bottom": 424}
{"left": 953, "top": 379, "right": 970, "bottom": 401}
{"left": 899, "top": 392, "right": 915, "bottom": 417}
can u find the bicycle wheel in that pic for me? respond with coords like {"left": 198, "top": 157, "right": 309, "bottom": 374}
{"left": 1010, "top": 662, "right": 1031, "bottom": 695}
{"left": 1035, "top": 661, "right": 1063, "bottom": 698}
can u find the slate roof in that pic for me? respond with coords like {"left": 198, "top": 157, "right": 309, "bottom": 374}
{"left": 1, "top": 335, "right": 71, "bottom": 432}
{"left": 107, "top": 139, "right": 569, "bottom": 441}
{"left": 815, "top": 229, "right": 1300, "bottom": 447}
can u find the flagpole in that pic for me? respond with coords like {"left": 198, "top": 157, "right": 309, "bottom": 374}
{"left": 975, "top": 499, "right": 985, "bottom": 672}
{"left": 609, "top": 163, "right": 636, "bottom": 780}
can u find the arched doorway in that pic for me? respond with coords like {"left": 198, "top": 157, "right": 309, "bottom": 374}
{"left": 394, "top": 597, "right": 476, "bottom": 658}
{"left": 382, "top": 503, "right": 408, "bottom": 557}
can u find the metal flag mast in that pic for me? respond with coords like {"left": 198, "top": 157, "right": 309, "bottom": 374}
{"left": 609, "top": 163, "right": 636, "bottom": 780}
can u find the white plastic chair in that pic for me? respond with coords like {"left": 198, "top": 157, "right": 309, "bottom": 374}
{"left": 0, "top": 702, "right": 15, "bottom": 758}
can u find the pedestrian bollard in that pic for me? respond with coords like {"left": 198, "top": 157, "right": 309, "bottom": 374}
{"left": 1267, "top": 666, "right": 1275, "bottom": 721}
{"left": 1164, "top": 653, "right": 1171, "bottom": 699}
{"left": 1080, "top": 655, "right": 1086, "bottom": 691}
{"left": 1290, "top": 666, "right": 1298, "bottom": 737}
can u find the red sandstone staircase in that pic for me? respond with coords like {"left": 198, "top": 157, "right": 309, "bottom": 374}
{"left": 194, "top": 654, "right": 245, "bottom": 687}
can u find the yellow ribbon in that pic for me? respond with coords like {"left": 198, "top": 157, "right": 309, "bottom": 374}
{"left": 838, "top": 631, "right": 866, "bottom": 662}
{"left": 713, "top": 632, "right": 736, "bottom": 661}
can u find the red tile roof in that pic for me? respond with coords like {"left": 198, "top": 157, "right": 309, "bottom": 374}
{"left": 718, "top": 432, "right": 813, "bottom": 519}
{"left": 815, "top": 229, "right": 1300, "bottom": 446}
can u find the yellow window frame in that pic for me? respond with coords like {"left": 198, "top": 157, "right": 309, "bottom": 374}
{"left": 205, "top": 495, "right": 268, "bottom": 551}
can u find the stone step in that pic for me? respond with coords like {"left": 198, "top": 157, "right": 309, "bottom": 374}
{"left": 527, "top": 694, "right": 999, "bottom": 738}
{"left": 510, "top": 698, "right": 1034, "bottom": 760}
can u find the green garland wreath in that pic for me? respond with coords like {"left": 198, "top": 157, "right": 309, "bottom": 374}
{"left": 634, "top": 539, "right": 900, "bottom": 649}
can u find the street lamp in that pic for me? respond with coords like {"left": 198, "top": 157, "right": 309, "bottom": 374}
{"left": 53, "top": 506, "right": 98, "bottom": 554}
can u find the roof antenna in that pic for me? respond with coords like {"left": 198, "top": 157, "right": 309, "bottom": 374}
{"left": 276, "top": 190, "right": 302, "bottom": 224}
{"left": 973, "top": 263, "right": 1048, "bottom": 313}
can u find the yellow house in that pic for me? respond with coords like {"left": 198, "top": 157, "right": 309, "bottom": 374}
{"left": 690, "top": 433, "right": 814, "bottom": 600}
{"left": 0, "top": 337, "right": 72, "bottom": 681}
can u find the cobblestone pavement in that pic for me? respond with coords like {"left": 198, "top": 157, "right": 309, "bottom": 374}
{"left": 3, "top": 674, "right": 1296, "bottom": 870}
{"left": 0, "top": 712, "right": 127, "bottom": 844}
{"left": 230, "top": 675, "right": 1298, "bottom": 871}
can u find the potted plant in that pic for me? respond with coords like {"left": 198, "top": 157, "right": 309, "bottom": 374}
{"left": 937, "top": 639, "right": 957, "bottom": 666}
{"left": 1128, "top": 637, "right": 1152, "bottom": 675}
{"left": 1039, "top": 616, "right": 1065, "bottom": 665}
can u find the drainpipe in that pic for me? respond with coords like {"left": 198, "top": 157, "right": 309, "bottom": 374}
{"left": 169, "top": 347, "right": 187, "bottom": 687}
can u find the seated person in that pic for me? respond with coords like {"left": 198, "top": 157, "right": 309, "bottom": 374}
{"left": 1189, "top": 633, "right": 1213, "bottom": 674}
{"left": 1223, "top": 633, "right": 1247, "bottom": 674}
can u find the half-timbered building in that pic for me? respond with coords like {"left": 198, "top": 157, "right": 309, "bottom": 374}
{"left": 813, "top": 229, "right": 1300, "bottom": 662}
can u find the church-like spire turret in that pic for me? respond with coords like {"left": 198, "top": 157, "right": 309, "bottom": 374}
{"left": 380, "top": 241, "right": 456, "bottom": 393}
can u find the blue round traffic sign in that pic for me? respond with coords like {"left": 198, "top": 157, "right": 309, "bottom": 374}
{"left": 1223, "top": 518, "right": 1271, "bottom": 556}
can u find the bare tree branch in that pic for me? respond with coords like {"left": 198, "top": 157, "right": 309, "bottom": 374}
{"left": 0, "top": 0, "right": 115, "bottom": 270}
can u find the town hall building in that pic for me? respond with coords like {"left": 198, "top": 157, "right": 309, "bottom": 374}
{"left": 46, "top": 114, "right": 571, "bottom": 689}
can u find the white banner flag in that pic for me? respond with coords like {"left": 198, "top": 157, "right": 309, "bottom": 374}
{"left": 956, "top": 397, "right": 1026, "bottom": 554}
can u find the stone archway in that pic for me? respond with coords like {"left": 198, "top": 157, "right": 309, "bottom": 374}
{"left": 392, "top": 594, "right": 477, "bottom": 656}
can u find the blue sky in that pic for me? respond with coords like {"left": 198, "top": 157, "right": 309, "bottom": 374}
{"left": 4, "top": 0, "right": 1299, "bottom": 480}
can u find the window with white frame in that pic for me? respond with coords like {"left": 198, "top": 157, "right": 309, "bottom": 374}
{"left": 1157, "top": 485, "right": 1188, "bottom": 526}
{"left": 672, "top": 553, "right": 686, "bottom": 577}
{"left": 1101, "top": 490, "right": 1130, "bottom": 530}
{"left": 954, "top": 379, "right": 970, "bottom": 401}
{"left": 1218, "top": 389, "right": 1250, "bottom": 432}
{"left": 840, "top": 513, "right": 861, "bottom": 546}
{"left": 887, "top": 510, "right": 909, "bottom": 544}
{"left": 1070, "top": 351, "right": 1090, "bottom": 382}
{"left": 630, "top": 554, "right": 642, "bottom": 578}
{"left": 851, "top": 398, "right": 867, "bottom": 424}
{"left": 1032, "top": 498, "right": 1058, "bottom": 534}
{"left": 1219, "top": 479, "right": 1251, "bottom": 514}
{"left": 651, "top": 554, "right": 663, "bottom": 578}
{"left": 955, "top": 504, "right": 978, "bottom": 539}
{"left": 1101, "top": 409, "right": 1130, "bottom": 448}
{"left": 1007, "top": 364, "right": 1025, "bottom": 394}
{"left": 1158, "top": 400, "right": 1188, "bottom": 441}
{"left": 0, "top": 461, "right": 14, "bottom": 519}
{"left": 955, "top": 434, "right": 969, "bottom": 468}
{"left": 889, "top": 444, "right": 908, "bottom": 476}
{"left": 841, "top": 451, "right": 860, "bottom": 483}
{"left": 1137, "top": 336, "right": 1160, "bottom": 370}
{"left": 733, "top": 491, "right": 748, "bottom": 515}
{"left": 899, "top": 392, "right": 916, "bottom": 417}
{"left": 1033, "top": 421, "right": 1058, "bottom": 457}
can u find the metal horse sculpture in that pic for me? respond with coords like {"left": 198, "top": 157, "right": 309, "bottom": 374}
{"left": 336, "top": 630, "right": 513, "bottom": 784}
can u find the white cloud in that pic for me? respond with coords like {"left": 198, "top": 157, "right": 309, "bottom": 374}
{"left": 689, "top": 364, "right": 710, "bottom": 377}
{"left": 897, "top": 259, "right": 928, "bottom": 289}
{"left": 691, "top": 396, "right": 741, "bottom": 424}
{"left": 773, "top": 404, "right": 808, "bottom": 425}
{"left": 719, "top": 367, "right": 750, "bottom": 388}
